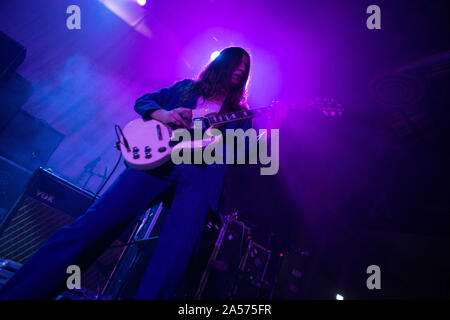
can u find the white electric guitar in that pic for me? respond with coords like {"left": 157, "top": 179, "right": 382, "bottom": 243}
{"left": 118, "top": 99, "right": 343, "bottom": 170}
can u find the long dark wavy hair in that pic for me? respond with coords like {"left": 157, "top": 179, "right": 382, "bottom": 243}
{"left": 182, "top": 47, "right": 251, "bottom": 113}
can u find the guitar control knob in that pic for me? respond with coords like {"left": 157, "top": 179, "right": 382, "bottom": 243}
{"left": 145, "top": 152, "right": 152, "bottom": 159}
{"left": 145, "top": 146, "right": 151, "bottom": 152}
{"left": 133, "top": 146, "right": 139, "bottom": 152}
{"left": 158, "top": 147, "right": 167, "bottom": 153}
{"left": 133, "top": 153, "right": 140, "bottom": 159}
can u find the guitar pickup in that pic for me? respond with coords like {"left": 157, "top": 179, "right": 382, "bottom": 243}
{"left": 192, "top": 118, "right": 210, "bottom": 128}
{"left": 156, "top": 124, "right": 163, "bottom": 140}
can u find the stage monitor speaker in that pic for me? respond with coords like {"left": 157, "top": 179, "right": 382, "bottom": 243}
{"left": 0, "top": 111, "right": 64, "bottom": 171}
{"left": 103, "top": 202, "right": 222, "bottom": 300}
{"left": 0, "top": 167, "right": 130, "bottom": 294}
{"left": 101, "top": 202, "right": 171, "bottom": 299}
{"left": 0, "top": 32, "right": 26, "bottom": 81}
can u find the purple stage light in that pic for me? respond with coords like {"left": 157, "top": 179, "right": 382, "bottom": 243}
{"left": 137, "top": 0, "right": 146, "bottom": 6}
{"left": 210, "top": 50, "right": 220, "bottom": 61}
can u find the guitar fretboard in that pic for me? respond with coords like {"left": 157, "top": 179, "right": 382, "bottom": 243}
{"left": 206, "top": 107, "right": 272, "bottom": 126}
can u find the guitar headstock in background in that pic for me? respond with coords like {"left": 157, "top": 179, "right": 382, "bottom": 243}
{"left": 269, "top": 98, "right": 344, "bottom": 118}
{"left": 301, "top": 97, "right": 345, "bottom": 118}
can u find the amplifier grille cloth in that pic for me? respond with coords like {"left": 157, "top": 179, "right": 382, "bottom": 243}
{"left": 0, "top": 194, "right": 127, "bottom": 293}
{"left": 0, "top": 196, "right": 74, "bottom": 263}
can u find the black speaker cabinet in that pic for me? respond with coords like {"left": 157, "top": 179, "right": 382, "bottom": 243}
{"left": 0, "top": 111, "right": 64, "bottom": 171}
{"left": 0, "top": 32, "right": 26, "bottom": 81}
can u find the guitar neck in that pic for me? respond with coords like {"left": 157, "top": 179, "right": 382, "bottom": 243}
{"left": 205, "top": 99, "right": 343, "bottom": 126}
{"left": 206, "top": 106, "right": 273, "bottom": 126}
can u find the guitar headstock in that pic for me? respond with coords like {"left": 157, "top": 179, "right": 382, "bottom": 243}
{"left": 305, "top": 97, "right": 344, "bottom": 117}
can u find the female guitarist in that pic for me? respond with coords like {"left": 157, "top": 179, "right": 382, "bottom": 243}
{"left": 0, "top": 47, "right": 253, "bottom": 300}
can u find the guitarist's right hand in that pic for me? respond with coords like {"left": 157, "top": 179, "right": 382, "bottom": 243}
{"left": 150, "top": 108, "right": 192, "bottom": 128}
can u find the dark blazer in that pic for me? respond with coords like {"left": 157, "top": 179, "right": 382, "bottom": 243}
{"left": 133, "top": 79, "right": 252, "bottom": 214}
